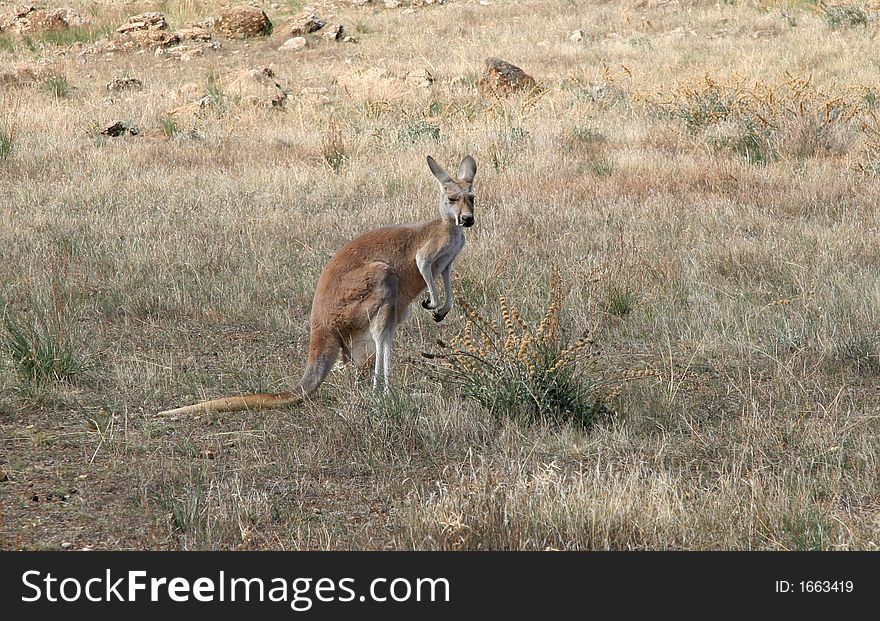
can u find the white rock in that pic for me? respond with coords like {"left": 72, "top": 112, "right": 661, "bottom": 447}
{"left": 570, "top": 30, "right": 584, "bottom": 42}
{"left": 180, "top": 49, "right": 203, "bottom": 61}
{"left": 322, "top": 24, "right": 344, "bottom": 41}
{"left": 279, "top": 36, "right": 307, "bottom": 51}
{"left": 407, "top": 67, "right": 435, "bottom": 88}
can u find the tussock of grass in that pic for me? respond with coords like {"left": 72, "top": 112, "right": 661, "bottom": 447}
{"left": 398, "top": 119, "right": 441, "bottom": 144}
{"left": 159, "top": 116, "right": 180, "bottom": 139}
{"left": 0, "top": 33, "right": 17, "bottom": 53}
{"left": 0, "top": 130, "right": 13, "bottom": 160}
{"left": 823, "top": 4, "right": 869, "bottom": 29}
{"left": 322, "top": 121, "right": 348, "bottom": 174}
{"left": 0, "top": 95, "right": 21, "bottom": 161}
{"left": 2, "top": 314, "right": 85, "bottom": 385}
{"left": 43, "top": 75, "right": 72, "bottom": 99}
{"left": 38, "top": 25, "right": 111, "bottom": 47}
{"left": 640, "top": 73, "right": 865, "bottom": 163}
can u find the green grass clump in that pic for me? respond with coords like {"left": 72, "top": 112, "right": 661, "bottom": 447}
{"left": 0, "top": 129, "right": 13, "bottom": 160}
{"left": 398, "top": 119, "right": 441, "bottom": 144}
{"left": 44, "top": 75, "right": 72, "bottom": 99}
{"left": 39, "top": 26, "right": 111, "bottom": 47}
{"left": 823, "top": 5, "right": 868, "bottom": 30}
{"left": 322, "top": 122, "right": 348, "bottom": 174}
{"left": 2, "top": 314, "right": 85, "bottom": 384}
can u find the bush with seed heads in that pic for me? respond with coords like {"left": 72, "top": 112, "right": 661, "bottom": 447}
{"left": 638, "top": 73, "right": 867, "bottom": 164}
{"left": 423, "top": 272, "right": 655, "bottom": 429}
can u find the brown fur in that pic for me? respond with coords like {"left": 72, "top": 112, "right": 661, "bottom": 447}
{"left": 157, "top": 155, "right": 477, "bottom": 416}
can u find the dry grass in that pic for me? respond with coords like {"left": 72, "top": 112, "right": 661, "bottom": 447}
{"left": 1, "top": 0, "right": 879, "bottom": 550}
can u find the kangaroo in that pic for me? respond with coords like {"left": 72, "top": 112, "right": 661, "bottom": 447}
{"left": 157, "top": 155, "right": 477, "bottom": 416}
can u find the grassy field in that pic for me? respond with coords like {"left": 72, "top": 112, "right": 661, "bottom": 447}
{"left": 1, "top": 0, "right": 879, "bottom": 550}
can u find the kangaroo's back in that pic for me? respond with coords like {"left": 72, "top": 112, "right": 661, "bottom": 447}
{"left": 312, "top": 221, "right": 444, "bottom": 324}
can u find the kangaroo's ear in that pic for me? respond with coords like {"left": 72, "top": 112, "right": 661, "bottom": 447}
{"left": 427, "top": 155, "right": 454, "bottom": 185}
{"left": 458, "top": 155, "right": 477, "bottom": 183}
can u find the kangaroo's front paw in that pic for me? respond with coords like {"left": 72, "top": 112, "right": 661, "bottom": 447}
{"left": 432, "top": 309, "right": 448, "bottom": 323}
{"left": 421, "top": 298, "right": 437, "bottom": 310}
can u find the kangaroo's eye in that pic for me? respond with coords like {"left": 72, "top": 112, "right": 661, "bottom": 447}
{"left": 448, "top": 196, "right": 459, "bottom": 202}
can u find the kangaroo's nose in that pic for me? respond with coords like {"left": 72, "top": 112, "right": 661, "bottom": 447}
{"left": 461, "top": 215, "right": 475, "bottom": 227}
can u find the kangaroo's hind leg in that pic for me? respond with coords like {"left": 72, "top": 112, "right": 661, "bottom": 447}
{"left": 344, "top": 331, "right": 375, "bottom": 384}
{"left": 370, "top": 304, "right": 396, "bottom": 392}
{"left": 361, "top": 262, "right": 400, "bottom": 392}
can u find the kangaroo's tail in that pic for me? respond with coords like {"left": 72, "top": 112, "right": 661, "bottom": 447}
{"left": 157, "top": 331, "right": 339, "bottom": 416}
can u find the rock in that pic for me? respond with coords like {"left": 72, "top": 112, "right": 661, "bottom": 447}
{"left": 319, "top": 23, "right": 343, "bottom": 42}
{"left": 2, "top": 6, "right": 86, "bottom": 33}
{"left": 342, "top": 35, "right": 356, "bottom": 43}
{"left": 279, "top": 36, "right": 307, "bottom": 51}
{"left": 300, "top": 86, "right": 330, "bottom": 102}
{"left": 171, "top": 66, "right": 287, "bottom": 115}
{"left": 406, "top": 67, "right": 434, "bottom": 88}
{"left": 100, "top": 120, "right": 139, "bottom": 137}
{"left": 177, "top": 26, "right": 212, "bottom": 42}
{"left": 385, "top": 0, "right": 402, "bottom": 7}
{"left": 215, "top": 6, "right": 271, "bottom": 38}
{"left": 0, "top": 63, "right": 59, "bottom": 88}
{"left": 167, "top": 99, "right": 208, "bottom": 117}
{"left": 184, "top": 17, "right": 216, "bottom": 30}
{"left": 351, "top": 0, "right": 373, "bottom": 5}
{"left": 179, "top": 48, "right": 203, "bottom": 61}
{"left": 220, "top": 67, "right": 287, "bottom": 108}
{"left": 337, "top": 67, "right": 403, "bottom": 100}
{"left": 322, "top": 24, "right": 343, "bottom": 41}
{"left": 278, "top": 12, "right": 325, "bottom": 37}
{"left": 128, "top": 28, "right": 180, "bottom": 48}
{"left": 28, "top": 8, "right": 86, "bottom": 32}
{"left": 179, "top": 82, "right": 203, "bottom": 99}
{"left": 115, "top": 12, "right": 179, "bottom": 48}
{"left": 106, "top": 77, "right": 143, "bottom": 92}
{"left": 477, "top": 57, "right": 538, "bottom": 96}
{"left": 116, "top": 12, "right": 167, "bottom": 34}
{"left": 82, "top": 37, "right": 130, "bottom": 55}
{"left": 570, "top": 29, "right": 584, "bottom": 42}
{"left": 160, "top": 45, "right": 206, "bottom": 61}
{"left": 0, "top": 66, "right": 38, "bottom": 87}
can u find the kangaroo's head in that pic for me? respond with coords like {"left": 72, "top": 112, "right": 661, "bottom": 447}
{"left": 427, "top": 155, "right": 477, "bottom": 228}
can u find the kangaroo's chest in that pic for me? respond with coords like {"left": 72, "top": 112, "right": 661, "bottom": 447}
{"left": 433, "top": 229, "right": 465, "bottom": 272}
